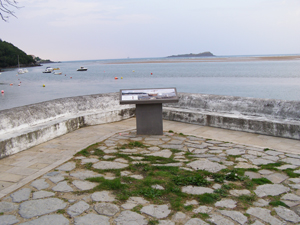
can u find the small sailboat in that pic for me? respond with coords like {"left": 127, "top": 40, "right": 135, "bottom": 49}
{"left": 17, "top": 55, "right": 24, "bottom": 74}
{"left": 17, "top": 55, "right": 28, "bottom": 74}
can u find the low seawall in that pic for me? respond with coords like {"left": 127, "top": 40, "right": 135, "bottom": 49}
{"left": 0, "top": 93, "right": 135, "bottom": 158}
{"left": 163, "top": 93, "right": 300, "bottom": 140}
{"left": 1, "top": 92, "right": 299, "bottom": 159}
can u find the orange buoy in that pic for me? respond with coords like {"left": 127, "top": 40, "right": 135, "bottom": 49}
{"left": 10, "top": 83, "right": 13, "bottom": 86}
{"left": 70, "top": 77, "right": 72, "bottom": 79}
{"left": 1, "top": 90, "right": 4, "bottom": 94}
{"left": 115, "top": 77, "right": 118, "bottom": 80}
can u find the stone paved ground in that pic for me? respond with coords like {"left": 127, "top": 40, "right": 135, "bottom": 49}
{"left": 1, "top": 130, "right": 300, "bottom": 225}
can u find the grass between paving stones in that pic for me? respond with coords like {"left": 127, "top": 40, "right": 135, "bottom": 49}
{"left": 284, "top": 168, "right": 300, "bottom": 178}
{"left": 269, "top": 200, "right": 289, "bottom": 208}
{"left": 148, "top": 219, "right": 159, "bottom": 225}
{"left": 259, "top": 162, "right": 300, "bottom": 178}
{"left": 73, "top": 136, "right": 288, "bottom": 213}
{"left": 57, "top": 209, "right": 66, "bottom": 214}
{"left": 75, "top": 143, "right": 103, "bottom": 157}
{"left": 251, "top": 177, "right": 272, "bottom": 185}
{"left": 117, "top": 141, "right": 146, "bottom": 149}
{"left": 226, "top": 155, "right": 242, "bottom": 161}
{"left": 192, "top": 212, "right": 210, "bottom": 220}
{"left": 82, "top": 163, "right": 263, "bottom": 211}
{"left": 260, "top": 162, "right": 284, "bottom": 171}
{"left": 170, "top": 148, "right": 182, "bottom": 153}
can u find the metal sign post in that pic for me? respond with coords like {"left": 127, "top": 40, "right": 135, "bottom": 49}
{"left": 120, "top": 88, "right": 179, "bottom": 135}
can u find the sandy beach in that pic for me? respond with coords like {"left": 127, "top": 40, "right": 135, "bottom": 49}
{"left": 104, "top": 55, "right": 300, "bottom": 64}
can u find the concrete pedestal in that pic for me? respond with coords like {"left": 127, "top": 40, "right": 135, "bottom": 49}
{"left": 136, "top": 103, "right": 163, "bottom": 135}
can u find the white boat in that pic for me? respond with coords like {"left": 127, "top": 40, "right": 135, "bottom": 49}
{"left": 43, "top": 67, "right": 54, "bottom": 73}
{"left": 17, "top": 55, "right": 26, "bottom": 74}
{"left": 77, "top": 66, "right": 87, "bottom": 71}
{"left": 18, "top": 69, "right": 25, "bottom": 74}
{"left": 53, "top": 72, "right": 62, "bottom": 75}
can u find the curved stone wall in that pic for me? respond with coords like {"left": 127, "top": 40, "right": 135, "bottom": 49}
{"left": 163, "top": 93, "right": 300, "bottom": 140}
{"left": 0, "top": 93, "right": 135, "bottom": 158}
{"left": 1, "top": 92, "right": 299, "bottom": 159}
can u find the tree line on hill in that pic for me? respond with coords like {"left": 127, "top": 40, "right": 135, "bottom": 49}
{"left": 0, "top": 39, "right": 36, "bottom": 68}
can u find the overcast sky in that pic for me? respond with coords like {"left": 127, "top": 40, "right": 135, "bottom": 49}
{"left": 1, "top": 0, "right": 300, "bottom": 61}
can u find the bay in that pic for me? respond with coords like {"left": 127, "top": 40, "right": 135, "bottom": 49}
{"left": 1, "top": 57, "right": 300, "bottom": 110}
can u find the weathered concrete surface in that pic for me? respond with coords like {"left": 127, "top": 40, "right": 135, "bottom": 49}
{"left": 0, "top": 93, "right": 135, "bottom": 158}
{"left": 1, "top": 92, "right": 300, "bottom": 159}
{"left": 163, "top": 93, "right": 300, "bottom": 140}
{"left": 2, "top": 128, "right": 300, "bottom": 224}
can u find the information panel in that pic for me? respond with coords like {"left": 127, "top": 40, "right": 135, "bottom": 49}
{"left": 120, "top": 87, "right": 179, "bottom": 104}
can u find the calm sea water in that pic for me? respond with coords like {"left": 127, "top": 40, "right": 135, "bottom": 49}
{"left": 1, "top": 57, "right": 300, "bottom": 110}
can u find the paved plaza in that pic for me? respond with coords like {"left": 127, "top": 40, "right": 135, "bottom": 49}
{"left": 1, "top": 118, "right": 300, "bottom": 224}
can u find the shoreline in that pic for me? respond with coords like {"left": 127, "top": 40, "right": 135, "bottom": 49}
{"left": 103, "top": 55, "right": 300, "bottom": 64}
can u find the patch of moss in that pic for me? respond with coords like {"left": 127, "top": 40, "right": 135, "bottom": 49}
{"left": 260, "top": 162, "right": 284, "bottom": 171}
{"left": 284, "top": 169, "right": 300, "bottom": 178}
{"left": 198, "top": 193, "right": 220, "bottom": 205}
{"left": 75, "top": 143, "right": 100, "bottom": 157}
{"left": 269, "top": 200, "right": 289, "bottom": 208}
{"left": 56, "top": 209, "right": 66, "bottom": 214}
{"left": 148, "top": 219, "right": 159, "bottom": 225}
{"left": 173, "top": 174, "right": 211, "bottom": 187}
{"left": 251, "top": 178, "right": 273, "bottom": 185}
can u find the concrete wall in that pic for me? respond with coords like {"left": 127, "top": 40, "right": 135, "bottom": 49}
{"left": 1, "top": 92, "right": 299, "bottom": 158}
{"left": 163, "top": 93, "right": 300, "bottom": 140}
{"left": 0, "top": 93, "right": 135, "bottom": 158}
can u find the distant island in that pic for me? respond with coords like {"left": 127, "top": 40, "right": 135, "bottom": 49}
{"left": 167, "top": 51, "right": 215, "bottom": 58}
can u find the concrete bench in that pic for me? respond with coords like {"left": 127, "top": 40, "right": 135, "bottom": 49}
{"left": 0, "top": 93, "right": 135, "bottom": 158}
{"left": 163, "top": 93, "right": 300, "bottom": 140}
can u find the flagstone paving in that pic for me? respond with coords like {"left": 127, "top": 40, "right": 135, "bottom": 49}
{"left": 1, "top": 130, "right": 300, "bottom": 224}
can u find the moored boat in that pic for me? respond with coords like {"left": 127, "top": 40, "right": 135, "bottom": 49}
{"left": 43, "top": 67, "right": 54, "bottom": 73}
{"left": 77, "top": 66, "right": 87, "bottom": 71}
{"left": 17, "top": 55, "right": 28, "bottom": 74}
{"left": 18, "top": 69, "right": 25, "bottom": 74}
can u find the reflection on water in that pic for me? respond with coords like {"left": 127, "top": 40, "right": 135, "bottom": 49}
{"left": 1, "top": 58, "right": 300, "bottom": 110}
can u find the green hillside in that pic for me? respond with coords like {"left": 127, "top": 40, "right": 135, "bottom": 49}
{"left": 0, "top": 39, "right": 35, "bottom": 68}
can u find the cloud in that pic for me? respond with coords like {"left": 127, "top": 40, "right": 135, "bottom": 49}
{"left": 19, "top": 0, "right": 154, "bottom": 27}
